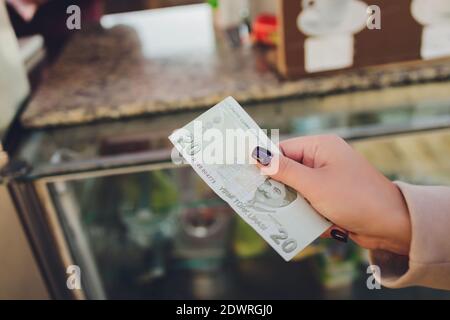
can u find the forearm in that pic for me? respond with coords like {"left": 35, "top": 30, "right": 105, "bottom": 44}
{"left": 369, "top": 182, "right": 450, "bottom": 290}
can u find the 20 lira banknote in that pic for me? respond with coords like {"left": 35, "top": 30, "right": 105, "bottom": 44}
{"left": 169, "top": 97, "right": 331, "bottom": 261}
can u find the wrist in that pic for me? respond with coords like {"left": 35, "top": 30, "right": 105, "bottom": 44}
{"left": 380, "top": 183, "right": 412, "bottom": 255}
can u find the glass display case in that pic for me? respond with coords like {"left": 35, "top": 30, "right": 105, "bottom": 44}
{"left": 3, "top": 83, "right": 450, "bottom": 300}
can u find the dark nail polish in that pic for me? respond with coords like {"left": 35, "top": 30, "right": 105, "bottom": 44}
{"left": 330, "top": 229, "right": 348, "bottom": 243}
{"left": 252, "top": 146, "right": 272, "bottom": 166}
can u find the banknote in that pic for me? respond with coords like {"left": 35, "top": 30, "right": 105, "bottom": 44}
{"left": 169, "top": 96, "right": 331, "bottom": 261}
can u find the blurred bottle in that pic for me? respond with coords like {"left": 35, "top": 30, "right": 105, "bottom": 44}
{"left": 214, "top": 0, "right": 246, "bottom": 29}
{"left": 209, "top": 0, "right": 249, "bottom": 47}
{"left": 247, "top": 0, "right": 278, "bottom": 46}
{"left": 318, "top": 240, "right": 363, "bottom": 299}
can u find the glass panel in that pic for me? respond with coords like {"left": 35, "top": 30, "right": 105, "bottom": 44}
{"left": 353, "top": 129, "right": 450, "bottom": 185}
{"left": 48, "top": 129, "right": 450, "bottom": 299}
{"left": 13, "top": 83, "right": 450, "bottom": 178}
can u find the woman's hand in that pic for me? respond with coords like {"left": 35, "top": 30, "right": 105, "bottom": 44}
{"left": 253, "top": 135, "right": 412, "bottom": 256}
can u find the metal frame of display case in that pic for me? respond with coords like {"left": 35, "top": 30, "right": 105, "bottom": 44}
{"left": 3, "top": 150, "right": 177, "bottom": 299}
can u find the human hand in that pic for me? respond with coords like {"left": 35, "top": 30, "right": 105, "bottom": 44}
{"left": 252, "top": 135, "right": 412, "bottom": 256}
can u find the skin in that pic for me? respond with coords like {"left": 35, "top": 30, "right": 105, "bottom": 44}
{"left": 256, "top": 134, "right": 412, "bottom": 256}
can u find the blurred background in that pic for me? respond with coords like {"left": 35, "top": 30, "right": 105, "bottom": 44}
{"left": 0, "top": 0, "right": 450, "bottom": 300}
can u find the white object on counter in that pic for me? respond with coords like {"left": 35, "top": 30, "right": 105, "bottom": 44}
{"left": 298, "top": 0, "right": 367, "bottom": 73}
{"left": 0, "top": 144, "right": 7, "bottom": 168}
{"left": 217, "top": 0, "right": 247, "bottom": 29}
{"left": 18, "top": 34, "right": 45, "bottom": 72}
{"left": 0, "top": 0, "right": 30, "bottom": 139}
{"left": 411, "top": 0, "right": 450, "bottom": 60}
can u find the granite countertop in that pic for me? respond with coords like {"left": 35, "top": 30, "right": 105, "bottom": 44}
{"left": 21, "top": 4, "right": 450, "bottom": 128}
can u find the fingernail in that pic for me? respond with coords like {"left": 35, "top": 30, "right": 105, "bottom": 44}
{"left": 252, "top": 146, "right": 272, "bottom": 166}
{"left": 330, "top": 229, "right": 348, "bottom": 243}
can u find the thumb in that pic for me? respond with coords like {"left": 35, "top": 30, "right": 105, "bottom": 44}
{"left": 252, "top": 147, "right": 317, "bottom": 197}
